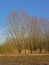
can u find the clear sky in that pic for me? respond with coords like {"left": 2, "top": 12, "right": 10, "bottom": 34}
{"left": 0, "top": 0, "right": 49, "bottom": 43}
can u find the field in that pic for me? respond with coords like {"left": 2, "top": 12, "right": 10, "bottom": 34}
{"left": 0, "top": 54, "right": 49, "bottom": 65}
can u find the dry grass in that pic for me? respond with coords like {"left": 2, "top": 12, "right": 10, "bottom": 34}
{"left": 0, "top": 54, "right": 49, "bottom": 65}
{"left": 0, "top": 49, "right": 49, "bottom": 65}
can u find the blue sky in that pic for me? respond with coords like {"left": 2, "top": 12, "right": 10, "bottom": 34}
{"left": 0, "top": 0, "right": 49, "bottom": 43}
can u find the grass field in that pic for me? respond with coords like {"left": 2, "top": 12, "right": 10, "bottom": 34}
{"left": 0, "top": 54, "right": 49, "bottom": 65}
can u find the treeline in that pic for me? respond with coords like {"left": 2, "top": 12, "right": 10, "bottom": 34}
{"left": 0, "top": 10, "right": 49, "bottom": 54}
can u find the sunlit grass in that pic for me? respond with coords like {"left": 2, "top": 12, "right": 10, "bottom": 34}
{"left": 0, "top": 54, "right": 49, "bottom": 65}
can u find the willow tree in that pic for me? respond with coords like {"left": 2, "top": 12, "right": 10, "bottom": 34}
{"left": 6, "top": 10, "right": 29, "bottom": 54}
{"left": 41, "top": 18, "right": 49, "bottom": 52}
{"left": 6, "top": 11, "right": 22, "bottom": 54}
{"left": 21, "top": 10, "right": 29, "bottom": 54}
{"left": 28, "top": 16, "right": 40, "bottom": 53}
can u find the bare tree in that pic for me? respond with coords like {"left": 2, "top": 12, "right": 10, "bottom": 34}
{"left": 6, "top": 11, "right": 22, "bottom": 54}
